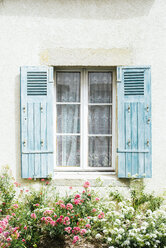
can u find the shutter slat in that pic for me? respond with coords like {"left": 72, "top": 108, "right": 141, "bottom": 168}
{"left": 125, "top": 103, "right": 132, "bottom": 176}
{"left": 131, "top": 103, "right": 138, "bottom": 175}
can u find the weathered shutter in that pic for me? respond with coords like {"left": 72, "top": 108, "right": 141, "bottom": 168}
{"left": 117, "top": 66, "right": 151, "bottom": 178}
{"left": 20, "top": 66, "right": 54, "bottom": 178}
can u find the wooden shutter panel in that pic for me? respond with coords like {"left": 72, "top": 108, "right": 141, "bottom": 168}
{"left": 20, "top": 66, "right": 54, "bottom": 178}
{"left": 117, "top": 66, "right": 152, "bottom": 178}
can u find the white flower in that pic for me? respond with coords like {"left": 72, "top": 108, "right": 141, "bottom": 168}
{"left": 95, "top": 233, "right": 102, "bottom": 239}
{"left": 107, "top": 237, "right": 112, "bottom": 242}
{"left": 119, "top": 228, "right": 124, "bottom": 234}
{"left": 115, "top": 219, "right": 121, "bottom": 225}
{"left": 123, "top": 240, "right": 130, "bottom": 245}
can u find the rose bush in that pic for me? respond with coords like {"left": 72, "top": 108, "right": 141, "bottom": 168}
{"left": 0, "top": 168, "right": 166, "bottom": 248}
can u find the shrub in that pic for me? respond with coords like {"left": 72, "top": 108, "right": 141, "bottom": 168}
{"left": 0, "top": 166, "right": 16, "bottom": 215}
{"left": 0, "top": 169, "right": 166, "bottom": 248}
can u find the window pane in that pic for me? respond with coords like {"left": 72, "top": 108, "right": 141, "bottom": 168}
{"left": 89, "top": 72, "right": 112, "bottom": 103}
{"left": 89, "top": 106, "right": 112, "bottom": 134}
{"left": 57, "top": 105, "right": 80, "bottom": 133}
{"left": 89, "top": 137, "right": 112, "bottom": 167}
{"left": 57, "top": 136, "right": 80, "bottom": 167}
{"left": 56, "top": 72, "right": 80, "bottom": 102}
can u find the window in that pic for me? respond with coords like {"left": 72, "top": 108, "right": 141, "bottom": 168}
{"left": 54, "top": 68, "right": 116, "bottom": 171}
{"left": 20, "top": 66, "right": 151, "bottom": 179}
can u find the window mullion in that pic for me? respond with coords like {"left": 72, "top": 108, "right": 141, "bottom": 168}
{"left": 81, "top": 69, "right": 88, "bottom": 169}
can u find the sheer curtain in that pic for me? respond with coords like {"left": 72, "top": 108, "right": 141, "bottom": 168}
{"left": 56, "top": 72, "right": 80, "bottom": 167}
{"left": 88, "top": 72, "right": 112, "bottom": 167}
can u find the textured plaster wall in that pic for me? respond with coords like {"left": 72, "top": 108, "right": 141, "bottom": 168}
{"left": 0, "top": 0, "right": 166, "bottom": 193}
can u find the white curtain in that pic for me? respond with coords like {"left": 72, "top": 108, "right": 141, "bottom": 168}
{"left": 56, "top": 72, "right": 80, "bottom": 167}
{"left": 88, "top": 72, "right": 112, "bottom": 167}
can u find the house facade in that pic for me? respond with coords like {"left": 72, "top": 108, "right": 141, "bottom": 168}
{"left": 0, "top": 0, "right": 166, "bottom": 194}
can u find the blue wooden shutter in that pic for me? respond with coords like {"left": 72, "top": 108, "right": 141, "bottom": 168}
{"left": 117, "top": 66, "right": 151, "bottom": 178}
{"left": 20, "top": 66, "right": 54, "bottom": 178}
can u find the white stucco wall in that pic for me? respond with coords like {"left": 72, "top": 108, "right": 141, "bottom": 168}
{"left": 0, "top": 0, "right": 166, "bottom": 193}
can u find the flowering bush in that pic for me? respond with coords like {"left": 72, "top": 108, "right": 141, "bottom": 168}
{"left": 89, "top": 181, "right": 166, "bottom": 248}
{"left": 0, "top": 169, "right": 166, "bottom": 248}
{"left": 0, "top": 166, "right": 16, "bottom": 215}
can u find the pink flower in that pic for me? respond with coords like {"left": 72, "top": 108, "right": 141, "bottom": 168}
{"left": 74, "top": 198, "right": 81, "bottom": 205}
{"left": 98, "top": 212, "right": 105, "bottom": 219}
{"left": 80, "top": 229, "right": 87, "bottom": 235}
{"left": 69, "top": 186, "right": 73, "bottom": 190}
{"left": 73, "top": 235, "right": 79, "bottom": 244}
{"left": 95, "top": 197, "right": 100, "bottom": 201}
{"left": 56, "top": 218, "right": 63, "bottom": 223}
{"left": 66, "top": 203, "right": 73, "bottom": 210}
{"left": 13, "top": 204, "right": 18, "bottom": 209}
{"left": 43, "top": 210, "right": 53, "bottom": 216}
{"left": 64, "top": 216, "right": 70, "bottom": 222}
{"left": 46, "top": 181, "right": 49, "bottom": 185}
{"left": 25, "top": 190, "right": 29, "bottom": 192}
{"left": 82, "top": 190, "right": 85, "bottom": 193}
{"left": 24, "top": 226, "right": 27, "bottom": 230}
{"left": 0, "top": 227, "right": 3, "bottom": 233}
{"left": 83, "top": 181, "right": 90, "bottom": 188}
{"left": 50, "top": 221, "right": 56, "bottom": 226}
{"left": 60, "top": 203, "right": 66, "bottom": 209}
{"left": 22, "top": 239, "right": 26, "bottom": 242}
{"left": 28, "top": 177, "right": 32, "bottom": 180}
{"left": 46, "top": 216, "right": 53, "bottom": 222}
{"left": 75, "top": 194, "right": 81, "bottom": 199}
{"left": 11, "top": 213, "right": 16, "bottom": 216}
{"left": 92, "top": 208, "right": 97, "bottom": 212}
{"left": 85, "top": 224, "right": 91, "bottom": 229}
{"left": 3, "top": 232, "right": 9, "bottom": 237}
{"left": 72, "top": 227, "right": 80, "bottom": 234}
{"left": 35, "top": 203, "right": 39, "bottom": 207}
{"left": 6, "top": 238, "right": 12, "bottom": 242}
{"left": 41, "top": 179, "right": 45, "bottom": 181}
{"left": 64, "top": 227, "right": 72, "bottom": 234}
{"left": 31, "top": 213, "right": 36, "bottom": 219}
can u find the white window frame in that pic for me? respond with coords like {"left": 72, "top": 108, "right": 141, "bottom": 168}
{"left": 54, "top": 67, "right": 116, "bottom": 172}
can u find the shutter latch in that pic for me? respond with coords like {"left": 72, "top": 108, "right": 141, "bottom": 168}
{"left": 41, "top": 140, "right": 44, "bottom": 147}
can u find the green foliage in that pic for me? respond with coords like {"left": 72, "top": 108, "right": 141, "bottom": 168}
{"left": 0, "top": 171, "right": 166, "bottom": 248}
{"left": 130, "top": 179, "right": 164, "bottom": 211}
{"left": 0, "top": 165, "right": 16, "bottom": 215}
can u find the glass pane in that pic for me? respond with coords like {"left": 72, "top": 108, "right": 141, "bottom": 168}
{"left": 57, "top": 105, "right": 80, "bottom": 133}
{"left": 57, "top": 136, "right": 80, "bottom": 167}
{"left": 56, "top": 72, "right": 80, "bottom": 102}
{"left": 89, "top": 137, "right": 112, "bottom": 167}
{"left": 89, "top": 106, "right": 112, "bottom": 134}
{"left": 89, "top": 72, "right": 112, "bottom": 103}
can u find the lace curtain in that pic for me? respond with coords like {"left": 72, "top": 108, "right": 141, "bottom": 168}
{"left": 56, "top": 72, "right": 80, "bottom": 167}
{"left": 88, "top": 72, "right": 112, "bottom": 167}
